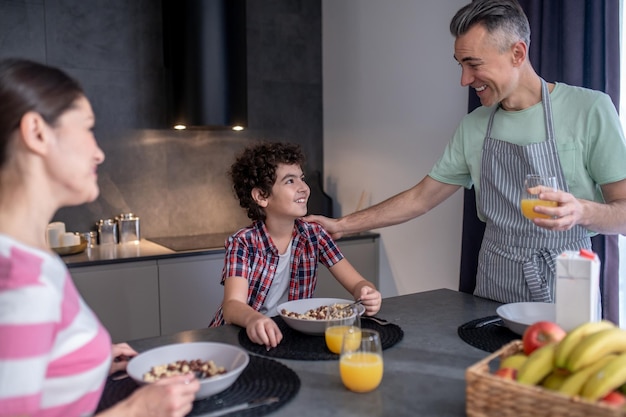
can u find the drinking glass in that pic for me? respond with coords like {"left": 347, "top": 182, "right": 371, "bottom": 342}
{"left": 339, "top": 328, "right": 383, "bottom": 393}
{"left": 520, "top": 174, "right": 558, "bottom": 219}
{"left": 325, "top": 307, "right": 360, "bottom": 354}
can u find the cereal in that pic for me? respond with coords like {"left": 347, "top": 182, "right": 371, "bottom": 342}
{"left": 142, "top": 359, "right": 226, "bottom": 382}
{"left": 281, "top": 303, "right": 354, "bottom": 320}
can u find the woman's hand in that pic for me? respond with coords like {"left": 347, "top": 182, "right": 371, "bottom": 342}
{"left": 110, "top": 343, "right": 137, "bottom": 375}
{"left": 102, "top": 374, "right": 200, "bottom": 417}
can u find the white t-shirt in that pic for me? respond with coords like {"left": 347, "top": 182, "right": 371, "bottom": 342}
{"left": 259, "top": 243, "right": 292, "bottom": 316}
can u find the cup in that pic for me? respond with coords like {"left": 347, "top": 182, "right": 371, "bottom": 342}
{"left": 325, "top": 307, "right": 360, "bottom": 354}
{"left": 46, "top": 222, "right": 66, "bottom": 248}
{"left": 340, "top": 328, "right": 383, "bottom": 393}
{"left": 520, "top": 174, "right": 558, "bottom": 219}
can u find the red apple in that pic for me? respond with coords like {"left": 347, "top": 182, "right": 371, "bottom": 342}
{"left": 600, "top": 391, "right": 626, "bottom": 407}
{"left": 494, "top": 367, "right": 517, "bottom": 380}
{"left": 522, "top": 321, "right": 566, "bottom": 355}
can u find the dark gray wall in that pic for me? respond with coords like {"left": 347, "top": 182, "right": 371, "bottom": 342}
{"left": 0, "top": 0, "right": 322, "bottom": 238}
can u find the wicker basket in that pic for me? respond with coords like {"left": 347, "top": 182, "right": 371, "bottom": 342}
{"left": 466, "top": 340, "right": 626, "bottom": 417}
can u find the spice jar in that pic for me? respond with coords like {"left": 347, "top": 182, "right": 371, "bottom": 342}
{"left": 116, "top": 213, "right": 140, "bottom": 244}
{"left": 97, "top": 219, "right": 118, "bottom": 244}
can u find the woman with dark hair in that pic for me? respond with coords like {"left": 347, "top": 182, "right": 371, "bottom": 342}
{"left": 0, "top": 58, "right": 199, "bottom": 416}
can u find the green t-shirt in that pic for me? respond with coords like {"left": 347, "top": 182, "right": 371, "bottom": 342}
{"left": 429, "top": 82, "right": 626, "bottom": 221}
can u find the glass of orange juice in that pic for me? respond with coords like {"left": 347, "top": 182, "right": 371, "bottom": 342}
{"left": 340, "top": 328, "right": 383, "bottom": 393}
{"left": 521, "top": 174, "right": 558, "bottom": 219}
{"left": 325, "top": 308, "right": 360, "bottom": 354}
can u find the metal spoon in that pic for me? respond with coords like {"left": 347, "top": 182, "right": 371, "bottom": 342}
{"left": 111, "top": 371, "right": 129, "bottom": 381}
{"left": 337, "top": 299, "right": 363, "bottom": 314}
{"left": 474, "top": 317, "right": 503, "bottom": 328}
{"left": 362, "top": 316, "right": 392, "bottom": 326}
{"left": 197, "top": 396, "right": 280, "bottom": 417}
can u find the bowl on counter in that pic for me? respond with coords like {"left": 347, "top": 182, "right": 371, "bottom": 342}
{"left": 496, "top": 302, "right": 556, "bottom": 335}
{"left": 52, "top": 235, "right": 88, "bottom": 256}
{"left": 277, "top": 298, "right": 365, "bottom": 336}
{"left": 126, "top": 342, "right": 249, "bottom": 399}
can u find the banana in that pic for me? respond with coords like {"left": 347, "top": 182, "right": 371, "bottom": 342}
{"left": 566, "top": 328, "right": 626, "bottom": 373}
{"left": 581, "top": 352, "right": 626, "bottom": 400}
{"left": 499, "top": 353, "right": 527, "bottom": 371}
{"left": 517, "top": 343, "right": 557, "bottom": 385}
{"left": 542, "top": 371, "right": 568, "bottom": 391}
{"left": 558, "top": 354, "right": 617, "bottom": 397}
{"left": 554, "top": 320, "right": 616, "bottom": 369}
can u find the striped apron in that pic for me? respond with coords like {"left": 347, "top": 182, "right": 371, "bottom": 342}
{"left": 474, "top": 79, "right": 591, "bottom": 303}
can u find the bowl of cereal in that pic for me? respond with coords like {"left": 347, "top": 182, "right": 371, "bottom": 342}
{"left": 277, "top": 297, "right": 365, "bottom": 336}
{"left": 126, "top": 342, "right": 249, "bottom": 399}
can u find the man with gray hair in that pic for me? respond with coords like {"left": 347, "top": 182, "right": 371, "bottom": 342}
{"left": 306, "top": 0, "right": 626, "bottom": 304}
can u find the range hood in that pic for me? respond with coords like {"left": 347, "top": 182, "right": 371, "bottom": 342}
{"left": 162, "top": 0, "right": 247, "bottom": 130}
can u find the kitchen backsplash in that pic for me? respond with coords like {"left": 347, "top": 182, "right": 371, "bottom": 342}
{"left": 54, "top": 129, "right": 252, "bottom": 238}
{"left": 53, "top": 125, "right": 332, "bottom": 239}
{"left": 0, "top": 0, "right": 325, "bottom": 239}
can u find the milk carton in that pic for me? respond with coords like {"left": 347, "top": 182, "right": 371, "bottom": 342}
{"left": 555, "top": 249, "right": 601, "bottom": 332}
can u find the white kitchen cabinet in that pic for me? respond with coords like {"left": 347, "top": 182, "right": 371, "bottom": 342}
{"left": 157, "top": 253, "right": 225, "bottom": 336}
{"left": 314, "top": 235, "right": 380, "bottom": 298}
{"left": 70, "top": 261, "right": 160, "bottom": 343}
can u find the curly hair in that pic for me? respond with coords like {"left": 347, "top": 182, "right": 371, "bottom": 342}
{"left": 230, "top": 141, "right": 306, "bottom": 222}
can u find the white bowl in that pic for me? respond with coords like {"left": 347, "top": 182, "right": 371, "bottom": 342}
{"left": 277, "top": 297, "right": 365, "bottom": 336}
{"left": 127, "top": 342, "right": 249, "bottom": 399}
{"left": 496, "top": 302, "right": 556, "bottom": 336}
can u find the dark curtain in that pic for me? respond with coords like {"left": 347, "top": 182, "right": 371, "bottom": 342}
{"left": 459, "top": 0, "right": 621, "bottom": 323}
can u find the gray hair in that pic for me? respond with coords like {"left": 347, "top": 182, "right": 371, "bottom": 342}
{"left": 450, "top": 0, "right": 531, "bottom": 52}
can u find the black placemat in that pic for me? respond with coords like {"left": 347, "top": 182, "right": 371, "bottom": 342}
{"left": 96, "top": 354, "right": 300, "bottom": 416}
{"left": 238, "top": 316, "right": 404, "bottom": 360}
{"left": 457, "top": 315, "right": 520, "bottom": 353}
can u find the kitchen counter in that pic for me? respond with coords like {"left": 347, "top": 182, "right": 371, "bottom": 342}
{"left": 114, "top": 288, "right": 503, "bottom": 416}
{"left": 63, "top": 239, "right": 176, "bottom": 268}
{"left": 63, "top": 232, "right": 380, "bottom": 268}
{"left": 67, "top": 232, "right": 382, "bottom": 342}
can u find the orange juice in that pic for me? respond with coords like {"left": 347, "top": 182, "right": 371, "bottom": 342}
{"left": 340, "top": 352, "right": 383, "bottom": 392}
{"left": 520, "top": 199, "right": 557, "bottom": 219}
{"left": 325, "top": 326, "right": 360, "bottom": 354}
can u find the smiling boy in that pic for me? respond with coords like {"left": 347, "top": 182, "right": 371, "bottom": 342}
{"left": 209, "top": 142, "right": 381, "bottom": 348}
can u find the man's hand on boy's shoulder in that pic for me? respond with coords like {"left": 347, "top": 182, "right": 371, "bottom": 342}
{"left": 303, "top": 214, "right": 343, "bottom": 239}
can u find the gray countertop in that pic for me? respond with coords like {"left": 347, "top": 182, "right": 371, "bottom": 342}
{"left": 64, "top": 232, "right": 380, "bottom": 268}
{"left": 63, "top": 239, "right": 177, "bottom": 268}
{"left": 122, "top": 288, "right": 504, "bottom": 417}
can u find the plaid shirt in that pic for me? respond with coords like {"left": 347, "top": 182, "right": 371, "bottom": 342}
{"left": 209, "top": 219, "right": 343, "bottom": 326}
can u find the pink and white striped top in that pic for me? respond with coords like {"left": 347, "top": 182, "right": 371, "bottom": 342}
{"left": 0, "top": 235, "right": 111, "bottom": 417}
